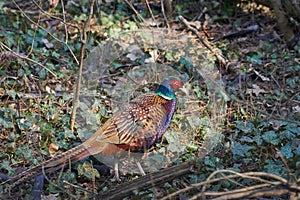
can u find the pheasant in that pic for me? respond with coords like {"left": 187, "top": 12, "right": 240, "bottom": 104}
{"left": 1, "top": 79, "right": 182, "bottom": 191}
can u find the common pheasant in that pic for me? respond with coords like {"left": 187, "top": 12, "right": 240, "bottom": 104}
{"left": 1, "top": 79, "right": 183, "bottom": 191}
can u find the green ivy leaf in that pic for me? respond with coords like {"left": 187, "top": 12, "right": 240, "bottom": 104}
{"left": 0, "top": 160, "right": 13, "bottom": 175}
{"left": 204, "top": 155, "right": 220, "bottom": 169}
{"left": 17, "top": 68, "right": 25, "bottom": 77}
{"left": 286, "top": 124, "right": 300, "bottom": 135}
{"left": 232, "top": 142, "right": 253, "bottom": 157}
{"left": 165, "top": 52, "right": 175, "bottom": 62}
{"left": 61, "top": 170, "right": 77, "bottom": 183}
{"left": 77, "top": 161, "right": 100, "bottom": 179}
{"left": 279, "top": 130, "right": 295, "bottom": 140}
{"left": 164, "top": 130, "right": 186, "bottom": 153}
{"left": 247, "top": 52, "right": 263, "bottom": 64}
{"left": 235, "top": 120, "right": 255, "bottom": 133}
{"left": 48, "top": 184, "right": 61, "bottom": 194}
{"left": 280, "top": 144, "right": 293, "bottom": 159}
{"left": 240, "top": 136, "right": 253, "bottom": 143}
{"left": 262, "top": 131, "right": 280, "bottom": 145}
{"left": 6, "top": 89, "right": 16, "bottom": 99}
{"left": 62, "top": 128, "right": 76, "bottom": 140}
{"left": 253, "top": 135, "right": 263, "bottom": 145}
{"left": 263, "top": 159, "right": 284, "bottom": 176}
{"left": 235, "top": 120, "right": 245, "bottom": 130}
{"left": 38, "top": 68, "right": 47, "bottom": 79}
{"left": 0, "top": 117, "right": 14, "bottom": 128}
{"left": 295, "top": 147, "right": 300, "bottom": 155}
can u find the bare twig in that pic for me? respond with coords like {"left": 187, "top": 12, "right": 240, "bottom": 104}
{"left": 232, "top": 97, "right": 300, "bottom": 124}
{"left": 202, "top": 170, "right": 288, "bottom": 193}
{"left": 98, "top": 161, "right": 194, "bottom": 199}
{"left": 145, "top": 0, "right": 158, "bottom": 27}
{"left": 161, "top": 0, "right": 170, "bottom": 29}
{"left": 70, "top": 0, "right": 95, "bottom": 131}
{"left": 124, "top": 0, "right": 146, "bottom": 24}
{"left": 161, "top": 169, "right": 299, "bottom": 200}
{"left": 194, "top": 7, "right": 207, "bottom": 21}
{"left": 11, "top": 0, "right": 79, "bottom": 65}
{"left": 276, "top": 150, "right": 297, "bottom": 183}
{"left": 179, "top": 15, "right": 226, "bottom": 66}
{"left": 27, "top": 2, "right": 41, "bottom": 56}
{"left": 60, "top": 0, "right": 69, "bottom": 44}
{"left": 0, "top": 42, "right": 57, "bottom": 78}
{"left": 162, "top": 0, "right": 172, "bottom": 18}
{"left": 193, "top": 187, "right": 293, "bottom": 200}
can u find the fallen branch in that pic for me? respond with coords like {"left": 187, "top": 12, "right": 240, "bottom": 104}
{"left": 0, "top": 42, "right": 57, "bottom": 78}
{"left": 98, "top": 161, "right": 195, "bottom": 199}
{"left": 162, "top": 169, "right": 300, "bottom": 200}
{"left": 179, "top": 15, "right": 226, "bottom": 66}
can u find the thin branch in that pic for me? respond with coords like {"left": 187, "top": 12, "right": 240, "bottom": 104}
{"left": 161, "top": 0, "right": 170, "bottom": 29}
{"left": 60, "top": 0, "right": 69, "bottom": 44}
{"left": 161, "top": 170, "right": 293, "bottom": 200}
{"left": 124, "top": 0, "right": 146, "bottom": 24}
{"left": 179, "top": 15, "right": 226, "bottom": 66}
{"left": 232, "top": 97, "right": 300, "bottom": 124}
{"left": 0, "top": 42, "right": 57, "bottom": 78}
{"left": 98, "top": 161, "right": 194, "bottom": 199}
{"left": 194, "top": 187, "right": 292, "bottom": 200}
{"left": 276, "top": 150, "right": 297, "bottom": 184}
{"left": 27, "top": 4, "right": 41, "bottom": 56}
{"left": 12, "top": 0, "right": 79, "bottom": 65}
{"left": 70, "top": 0, "right": 95, "bottom": 131}
{"left": 202, "top": 169, "right": 288, "bottom": 194}
{"left": 145, "top": 0, "right": 158, "bottom": 28}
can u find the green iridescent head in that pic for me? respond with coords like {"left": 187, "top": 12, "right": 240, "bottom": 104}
{"left": 155, "top": 79, "right": 183, "bottom": 100}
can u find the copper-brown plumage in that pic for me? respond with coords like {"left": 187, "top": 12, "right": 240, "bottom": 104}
{"left": 1, "top": 79, "right": 182, "bottom": 190}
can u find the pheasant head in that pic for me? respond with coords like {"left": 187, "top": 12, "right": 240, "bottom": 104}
{"left": 156, "top": 79, "right": 183, "bottom": 100}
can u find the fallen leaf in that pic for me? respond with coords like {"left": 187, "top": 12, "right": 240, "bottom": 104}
{"left": 246, "top": 84, "right": 267, "bottom": 96}
{"left": 49, "top": 143, "right": 59, "bottom": 157}
{"left": 253, "top": 69, "right": 270, "bottom": 81}
{"left": 42, "top": 38, "right": 54, "bottom": 49}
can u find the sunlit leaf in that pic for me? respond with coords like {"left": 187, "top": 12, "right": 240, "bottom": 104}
{"left": 232, "top": 141, "right": 253, "bottom": 157}
{"left": 262, "top": 131, "right": 280, "bottom": 145}
{"left": 280, "top": 144, "right": 293, "bottom": 159}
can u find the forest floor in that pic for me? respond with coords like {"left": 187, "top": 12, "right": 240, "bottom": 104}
{"left": 0, "top": 1, "right": 299, "bottom": 199}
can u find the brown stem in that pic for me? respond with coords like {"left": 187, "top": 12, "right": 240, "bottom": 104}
{"left": 70, "top": 0, "right": 96, "bottom": 131}
{"left": 98, "top": 161, "right": 195, "bottom": 199}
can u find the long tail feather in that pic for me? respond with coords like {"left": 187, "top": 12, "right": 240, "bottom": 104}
{"left": 1, "top": 139, "right": 105, "bottom": 190}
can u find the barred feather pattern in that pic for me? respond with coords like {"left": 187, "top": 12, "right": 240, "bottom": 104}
{"left": 1, "top": 80, "right": 179, "bottom": 191}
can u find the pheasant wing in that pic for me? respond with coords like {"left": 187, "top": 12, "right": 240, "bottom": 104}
{"left": 101, "top": 94, "right": 175, "bottom": 152}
